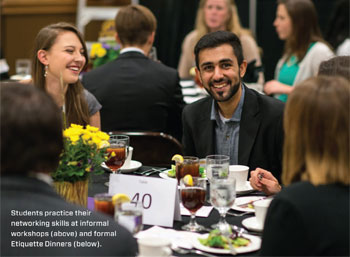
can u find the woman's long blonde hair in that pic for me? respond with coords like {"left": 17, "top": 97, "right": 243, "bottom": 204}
{"left": 32, "top": 22, "right": 90, "bottom": 127}
{"left": 194, "top": 0, "right": 251, "bottom": 42}
{"left": 283, "top": 76, "right": 349, "bottom": 186}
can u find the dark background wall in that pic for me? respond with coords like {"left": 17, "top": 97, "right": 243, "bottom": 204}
{"left": 141, "top": 0, "right": 338, "bottom": 81}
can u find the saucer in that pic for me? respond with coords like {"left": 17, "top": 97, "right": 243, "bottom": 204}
{"left": 236, "top": 181, "right": 255, "bottom": 195}
{"left": 120, "top": 160, "right": 142, "bottom": 173}
{"left": 101, "top": 160, "right": 142, "bottom": 173}
{"left": 242, "top": 216, "right": 263, "bottom": 232}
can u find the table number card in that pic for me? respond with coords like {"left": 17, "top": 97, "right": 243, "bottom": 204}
{"left": 109, "top": 174, "right": 181, "bottom": 227}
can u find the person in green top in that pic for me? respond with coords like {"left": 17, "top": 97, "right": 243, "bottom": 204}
{"left": 264, "top": 0, "right": 333, "bottom": 102}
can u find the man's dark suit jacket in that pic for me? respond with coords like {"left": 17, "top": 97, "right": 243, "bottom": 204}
{"left": 1, "top": 176, "right": 137, "bottom": 256}
{"left": 182, "top": 85, "right": 284, "bottom": 181}
{"left": 82, "top": 51, "right": 185, "bottom": 140}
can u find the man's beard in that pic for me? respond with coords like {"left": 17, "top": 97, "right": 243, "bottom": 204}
{"left": 205, "top": 77, "right": 241, "bottom": 102}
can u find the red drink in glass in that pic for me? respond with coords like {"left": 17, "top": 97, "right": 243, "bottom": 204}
{"left": 181, "top": 187, "right": 206, "bottom": 213}
{"left": 106, "top": 147, "right": 126, "bottom": 172}
{"left": 94, "top": 194, "right": 114, "bottom": 216}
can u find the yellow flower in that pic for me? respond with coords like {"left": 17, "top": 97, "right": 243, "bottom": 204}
{"left": 85, "top": 166, "right": 92, "bottom": 172}
{"left": 86, "top": 125, "right": 99, "bottom": 132}
{"left": 96, "top": 131, "right": 109, "bottom": 141}
{"left": 69, "top": 135, "right": 80, "bottom": 144}
{"left": 90, "top": 43, "right": 102, "bottom": 58}
{"left": 96, "top": 47, "right": 107, "bottom": 58}
{"left": 68, "top": 161, "right": 78, "bottom": 166}
{"left": 99, "top": 140, "right": 109, "bottom": 149}
{"left": 71, "top": 124, "right": 83, "bottom": 130}
{"left": 111, "top": 151, "right": 116, "bottom": 157}
{"left": 92, "top": 136, "right": 102, "bottom": 147}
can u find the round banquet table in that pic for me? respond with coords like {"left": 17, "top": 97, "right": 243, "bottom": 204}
{"left": 88, "top": 166, "right": 264, "bottom": 257}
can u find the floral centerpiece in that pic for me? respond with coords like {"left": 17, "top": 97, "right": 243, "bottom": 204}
{"left": 90, "top": 41, "right": 120, "bottom": 69}
{"left": 52, "top": 124, "right": 110, "bottom": 206}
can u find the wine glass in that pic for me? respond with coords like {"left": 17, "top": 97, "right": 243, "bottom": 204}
{"left": 210, "top": 177, "right": 236, "bottom": 230}
{"left": 105, "top": 134, "right": 129, "bottom": 174}
{"left": 180, "top": 177, "right": 207, "bottom": 232}
{"left": 205, "top": 155, "right": 230, "bottom": 181}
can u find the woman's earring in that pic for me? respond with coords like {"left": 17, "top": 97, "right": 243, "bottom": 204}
{"left": 44, "top": 65, "right": 48, "bottom": 77}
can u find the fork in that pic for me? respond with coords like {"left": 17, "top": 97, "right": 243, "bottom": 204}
{"left": 227, "top": 211, "right": 252, "bottom": 217}
{"left": 172, "top": 246, "right": 217, "bottom": 257}
{"left": 141, "top": 168, "right": 167, "bottom": 176}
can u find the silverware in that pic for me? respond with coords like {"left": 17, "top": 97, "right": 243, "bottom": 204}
{"left": 236, "top": 196, "right": 273, "bottom": 208}
{"left": 141, "top": 168, "right": 167, "bottom": 176}
{"left": 172, "top": 246, "right": 217, "bottom": 257}
{"left": 227, "top": 211, "right": 252, "bottom": 217}
{"left": 231, "top": 225, "right": 262, "bottom": 237}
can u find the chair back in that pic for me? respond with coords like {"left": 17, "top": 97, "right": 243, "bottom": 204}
{"left": 110, "top": 131, "right": 183, "bottom": 167}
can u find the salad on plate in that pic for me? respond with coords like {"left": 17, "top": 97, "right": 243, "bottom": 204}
{"left": 198, "top": 229, "right": 250, "bottom": 249}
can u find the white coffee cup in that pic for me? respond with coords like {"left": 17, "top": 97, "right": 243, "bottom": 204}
{"left": 121, "top": 146, "right": 133, "bottom": 168}
{"left": 229, "top": 165, "right": 249, "bottom": 189}
{"left": 137, "top": 237, "right": 171, "bottom": 257}
{"left": 253, "top": 198, "right": 273, "bottom": 229}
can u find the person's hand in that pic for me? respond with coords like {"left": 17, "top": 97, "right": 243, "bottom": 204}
{"left": 264, "top": 80, "right": 294, "bottom": 95}
{"left": 249, "top": 168, "right": 281, "bottom": 195}
{"left": 264, "top": 80, "right": 281, "bottom": 95}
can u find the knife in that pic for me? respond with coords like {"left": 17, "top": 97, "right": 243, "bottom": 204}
{"left": 236, "top": 196, "right": 272, "bottom": 208}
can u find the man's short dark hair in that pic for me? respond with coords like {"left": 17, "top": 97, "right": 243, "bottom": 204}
{"left": 194, "top": 31, "right": 244, "bottom": 69}
{"left": 318, "top": 56, "right": 350, "bottom": 80}
{"left": 0, "top": 83, "right": 63, "bottom": 175}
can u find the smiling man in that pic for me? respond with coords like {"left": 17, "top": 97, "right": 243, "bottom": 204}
{"left": 182, "top": 31, "right": 284, "bottom": 181}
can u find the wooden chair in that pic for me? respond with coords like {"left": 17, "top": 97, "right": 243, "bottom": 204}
{"left": 110, "top": 131, "right": 183, "bottom": 167}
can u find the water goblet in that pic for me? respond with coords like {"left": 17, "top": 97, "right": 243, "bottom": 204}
{"left": 205, "top": 155, "right": 230, "bottom": 181}
{"left": 105, "top": 134, "right": 129, "bottom": 174}
{"left": 210, "top": 177, "right": 236, "bottom": 230}
{"left": 180, "top": 177, "right": 207, "bottom": 232}
{"left": 114, "top": 201, "right": 143, "bottom": 235}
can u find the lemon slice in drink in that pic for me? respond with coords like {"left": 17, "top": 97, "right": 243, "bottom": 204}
{"left": 171, "top": 154, "right": 184, "bottom": 163}
{"left": 183, "top": 174, "right": 193, "bottom": 186}
{"left": 112, "top": 193, "right": 130, "bottom": 206}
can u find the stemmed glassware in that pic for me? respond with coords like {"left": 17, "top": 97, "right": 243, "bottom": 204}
{"left": 105, "top": 134, "right": 129, "bottom": 174}
{"left": 180, "top": 177, "right": 207, "bottom": 232}
{"left": 210, "top": 177, "right": 236, "bottom": 230}
{"left": 206, "top": 155, "right": 230, "bottom": 181}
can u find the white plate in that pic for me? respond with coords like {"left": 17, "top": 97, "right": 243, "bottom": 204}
{"left": 190, "top": 232, "right": 261, "bottom": 254}
{"left": 231, "top": 196, "right": 266, "bottom": 213}
{"left": 242, "top": 216, "right": 263, "bottom": 232}
{"left": 236, "top": 181, "right": 255, "bottom": 195}
{"left": 101, "top": 160, "right": 142, "bottom": 173}
{"left": 158, "top": 169, "right": 176, "bottom": 180}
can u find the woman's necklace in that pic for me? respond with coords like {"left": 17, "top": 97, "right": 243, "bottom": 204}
{"left": 286, "top": 55, "right": 298, "bottom": 67}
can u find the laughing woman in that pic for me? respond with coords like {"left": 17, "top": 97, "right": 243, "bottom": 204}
{"left": 32, "top": 22, "right": 101, "bottom": 128}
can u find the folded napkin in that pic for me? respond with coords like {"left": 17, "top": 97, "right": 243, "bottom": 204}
{"left": 135, "top": 226, "right": 197, "bottom": 249}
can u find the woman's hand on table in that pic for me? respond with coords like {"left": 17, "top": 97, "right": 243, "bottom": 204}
{"left": 249, "top": 168, "right": 281, "bottom": 195}
{"left": 264, "top": 80, "right": 293, "bottom": 95}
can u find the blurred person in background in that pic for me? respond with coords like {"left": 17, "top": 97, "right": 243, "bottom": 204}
{"left": 32, "top": 22, "right": 101, "bottom": 128}
{"left": 264, "top": 0, "right": 333, "bottom": 102}
{"left": 259, "top": 76, "right": 349, "bottom": 256}
{"left": 0, "top": 83, "right": 137, "bottom": 256}
{"left": 178, "top": 0, "right": 264, "bottom": 84}
{"left": 82, "top": 5, "right": 185, "bottom": 141}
